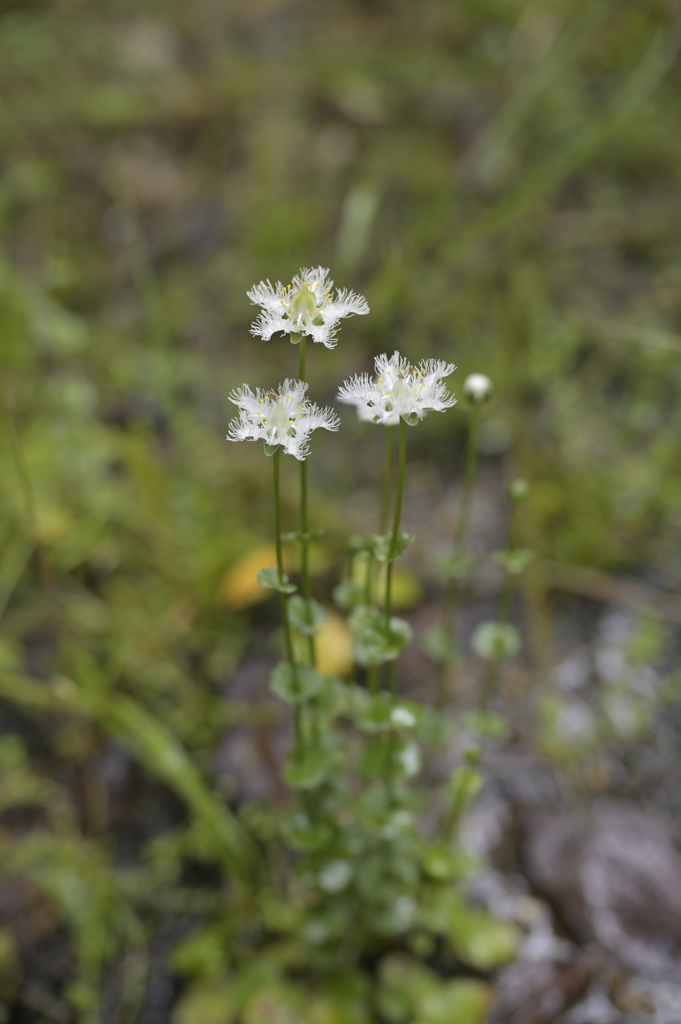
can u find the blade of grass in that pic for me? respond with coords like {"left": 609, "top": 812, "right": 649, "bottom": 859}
{"left": 466, "top": 0, "right": 616, "bottom": 172}
{"left": 437, "top": 30, "right": 678, "bottom": 265}
{"left": 0, "top": 671, "right": 259, "bottom": 884}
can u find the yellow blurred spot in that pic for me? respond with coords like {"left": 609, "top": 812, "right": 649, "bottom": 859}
{"left": 371, "top": 567, "right": 423, "bottom": 610}
{"left": 315, "top": 609, "right": 353, "bottom": 678}
{"left": 33, "top": 506, "right": 73, "bottom": 545}
{"left": 218, "top": 545, "right": 290, "bottom": 610}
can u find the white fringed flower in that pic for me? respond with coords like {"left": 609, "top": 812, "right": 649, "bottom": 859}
{"left": 338, "top": 351, "right": 456, "bottom": 426}
{"left": 248, "top": 266, "right": 369, "bottom": 349}
{"left": 227, "top": 379, "right": 339, "bottom": 460}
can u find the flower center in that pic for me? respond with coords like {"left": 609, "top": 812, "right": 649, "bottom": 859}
{"left": 281, "top": 281, "right": 329, "bottom": 327}
{"left": 377, "top": 372, "right": 419, "bottom": 412}
{"left": 265, "top": 397, "right": 295, "bottom": 431}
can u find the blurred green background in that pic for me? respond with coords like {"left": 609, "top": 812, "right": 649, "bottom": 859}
{"left": 1, "top": 0, "right": 681, "bottom": 1019}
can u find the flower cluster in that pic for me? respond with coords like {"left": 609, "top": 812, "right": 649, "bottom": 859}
{"left": 338, "top": 351, "right": 456, "bottom": 426}
{"left": 248, "top": 266, "right": 369, "bottom": 349}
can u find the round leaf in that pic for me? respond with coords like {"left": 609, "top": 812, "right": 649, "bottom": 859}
{"left": 287, "top": 596, "right": 326, "bottom": 636}
{"left": 270, "top": 663, "right": 325, "bottom": 703}
{"left": 257, "top": 567, "right": 296, "bottom": 595}
{"left": 283, "top": 748, "right": 332, "bottom": 789}
{"left": 471, "top": 621, "right": 521, "bottom": 661}
{"left": 420, "top": 626, "right": 456, "bottom": 664}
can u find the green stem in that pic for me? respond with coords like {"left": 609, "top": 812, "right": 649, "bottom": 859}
{"left": 385, "top": 419, "right": 407, "bottom": 625}
{"left": 385, "top": 419, "right": 407, "bottom": 694}
{"left": 380, "top": 425, "right": 394, "bottom": 535}
{"left": 300, "top": 458, "right": 315, "bottom": 666}
{"left": 274, "top": 449, "right": 302, "bottom": 744}
{"left": 297, "top": 338, "right": 315, "bottom": 666}
{"left": 273, "top": 449, "right": 294, "bottom": 663}
{"left": 298, "top": 335, "right": 307, "bottom": 384}
{"left": 436, "top": 407, "right": 481, "bottom": 703}
{"left": 364, "top": 552, "right": 373, "bottom": 605}
{"left": 482, "top": 496, "right": 521, "bottom": 710}
{"left": 454, "top": 407, "right": 480, "bottom": 550}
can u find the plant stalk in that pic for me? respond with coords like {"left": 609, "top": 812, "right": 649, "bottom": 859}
{"left": 436, "top": 406, "right": 481, "bottom": 704}
{"left": 274, "top": 448, "right": 302, "bottom": 746}
{"left": 385, "top": 418, "right": 407, "bottom": 694}
{"left": 298, "top": 338, "right": 316, "bottom": 666}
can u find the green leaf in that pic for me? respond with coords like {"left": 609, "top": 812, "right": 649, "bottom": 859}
{"left": 282, "top": 747, "right": 331, "bottom": 789}
{"left": 281, "top": 528, "right": 325, "bottom": 542}
{"left": 317, "top": 859, "right": 353, "bottom": 894}
{"left": 377, "top": 956, "right": 437, "bottom": 1024}
{"left": 391, "top": 739, "right": 422, "bottom": 779}
{"left": 263, "top": 443, "right": 280, "bottom": 456}
{"left": 448, "top": 765, "right": 484, "bottom": 808}
{"left": 415, "top": 980, "right": 492, "bottom": 1024}
{"left": 448, "top": 908, "right": 520, "bottom": 971}
{"left": 494, "top": 547, "right": 534, "bottom": 575}
{"left": 463, "top": 710, "right": 509, "bottom": 738}
{"left": 270, "top": 663, "right": 324, "bottom": 703}
{"left": 287, "top": 595, "right": 326, "bottom": 636}
{"left": 348, "top": 535, "right": 374, "bottom": 554}
{"left": 508, "top": 478, "right": 529, "bottom": 502}
{"left": 420, "top": 844, "right": 475, "bottom": 882}
{"left": 350, "top": 606, "right": 413, "bottom": 666}
{"left": 401, "top": 411, "right": 419, "bottom": 426}
{"left": 175, "top": 982, "right": 237, "bottom": 1024}
{"left": 420, "top": 626, "right": 456, "bottom": 664}
{"left": 289, "top": 332, "right": 303, "bottom": 344}
{"left": 171, "top": 924, "right": 228, "bottom": 980}
{"left": 356, "top": 694, "right": 420, "bottom": 733}
{"left": 332, "top": 579, "right": 367, "bottom": 610}
{"left": 471, "top": 621, "right": 521, "bottom": 660}
{"left": 281, "top": 810, "right": 332, "bottom": 852}
{"left": 438, "top": 552, "right": 475, "bottom": 580}
{"left": 319, "top": 679, "right": 370, "bottom": 720}
{"left": 369, "top": 532, "right": 415, "bottom": 563}
{"left": 242, "top": 982, "right": 305, "bottom": 1024}
{"left": 257, "top": 567, "right": 296, "bottom": 594}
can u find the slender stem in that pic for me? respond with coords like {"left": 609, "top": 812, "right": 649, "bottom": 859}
{"left": 454, "top": 407, "right": 480, "bottom": 550}
{"left": 385, "top": 419, "right": 407, "bottom": 626}
{"left": 380, "top": 425, "right": 394, "bottom": 535}
{"left": 364, "top": 552, "right": 373, "bottom": 605}
{"left": 365, "top": 425, "right": 394, "bottom": 622}
{"left": 385, "top": 419, "right": 407, "bottom": 695}
{"left": 298, "top": 335, "right": 307, "bottom": 384}
{"left": 274, "top": 450, "right": 304, "bottom": 747}
{"left": 300, "top": 458, "right": 315, "bottom": 666}
{"left": 297, "top": 338, "right": 315, "bottom": 666}
{"left": 273, "top": 449, "right": 294, "bottom": 666}
{"left": 482, "top": 497, "right": 521, "bottom": 710}
{"left": 436, "top": 406, "right": 481, "bottom": 703}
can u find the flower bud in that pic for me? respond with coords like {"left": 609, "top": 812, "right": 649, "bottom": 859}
{"left": 463, "top": 373, "right": 493, "bottom": 405}
{"left": 508, "top": 478, "right": 529, "bottom": 502}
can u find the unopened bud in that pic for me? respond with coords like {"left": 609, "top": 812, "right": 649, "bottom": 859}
{"left": 508, "top": 478, "right": 529, "bottom": 502}
{"left": 463, "top": 373, "right": 493, "bottom": 405}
